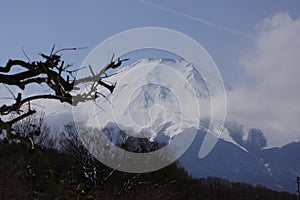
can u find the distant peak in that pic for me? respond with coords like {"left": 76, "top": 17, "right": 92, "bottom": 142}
{"left": 131, "top": 58, "right": 189, "bottom": 65}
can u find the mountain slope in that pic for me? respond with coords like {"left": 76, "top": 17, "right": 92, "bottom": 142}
{"left": 181, "top": 135, "right": 300, "bottom": 193}
{"left": 86, "top": 58, "right": 299, "bottom": 193}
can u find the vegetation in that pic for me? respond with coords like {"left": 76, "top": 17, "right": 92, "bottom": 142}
{"left": 0, "top": 141, "right": 296, "bottom": 199}
{"left": 0, "top": 120, "right": 296, "bottom": 199}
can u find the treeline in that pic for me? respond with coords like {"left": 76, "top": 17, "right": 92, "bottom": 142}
{"left": 0, "top": 121, "right": 297, "bottom": 199}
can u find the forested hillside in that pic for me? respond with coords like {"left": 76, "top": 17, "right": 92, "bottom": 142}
{"left": 0, "top": 136, "right": 296, "bottom": 200}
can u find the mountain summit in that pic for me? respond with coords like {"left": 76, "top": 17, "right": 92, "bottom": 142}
{"left": 78, "top": 58, "right": 299, "bottom": 193}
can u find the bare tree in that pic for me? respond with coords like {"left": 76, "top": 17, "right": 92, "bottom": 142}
{"left": 0, "top": 46, "right": 128, "bottom": 149}
{"left": 11, "top": 111, "right": 57, "bottom": 149}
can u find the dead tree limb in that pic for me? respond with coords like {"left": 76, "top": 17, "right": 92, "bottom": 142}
{"left": 0, "top": 47, "right": 128, "bottom": 147}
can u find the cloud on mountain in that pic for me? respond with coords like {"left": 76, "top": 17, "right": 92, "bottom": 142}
{"left": 227, "top": 13, "right": 300, "bottom": 146}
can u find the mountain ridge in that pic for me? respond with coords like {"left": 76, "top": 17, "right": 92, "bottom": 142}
{"left": 74, "top": 58, "right": 300, "bottom": 193}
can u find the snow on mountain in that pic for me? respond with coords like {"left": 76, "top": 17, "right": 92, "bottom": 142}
{"left": 73, "top": 58, "right": 300, "bottom": 193}
{"left": 219, "top": 128, "right": 248, "bottom": 152}
{"left": 86, "top": 58, "right": 222, "bottom": 141}
{"left": 86, "top": 57, "right": 258, "bottom": 156}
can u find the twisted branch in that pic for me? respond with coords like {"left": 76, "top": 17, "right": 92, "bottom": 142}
{"left": 0, "top": 48, "right": 128, "bottom": 147}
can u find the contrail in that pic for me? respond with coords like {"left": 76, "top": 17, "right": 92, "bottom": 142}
{"left": 140, "top": 0, "right": 252, "bottom": 38}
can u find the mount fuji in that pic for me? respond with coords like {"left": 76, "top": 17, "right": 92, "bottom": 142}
{"left": 77, "top": 58, "right": 300, "bottom": 193}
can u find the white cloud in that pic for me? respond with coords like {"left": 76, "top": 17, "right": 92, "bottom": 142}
{"left": 35, "top": 99, "right": 73, "bottom": 132}
{"left": 0, "top": 84, "right": 73, "bottom": 132}
{"left": 227, "top": 13, "right": 300, "bottom": 146}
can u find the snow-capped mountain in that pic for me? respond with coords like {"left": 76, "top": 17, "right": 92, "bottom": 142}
{"left": 75, "top": 58, "right": 300, "bottom": 193}
{"left": 86, "top": 58, "right": 225, "bottom": 140}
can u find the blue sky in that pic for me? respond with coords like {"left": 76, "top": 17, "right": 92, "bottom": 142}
{"left": 1, "top": 0, "right": 300, "bottom": 146}
{"left": 0, "top": 0, "right": 298, "bottom": 84}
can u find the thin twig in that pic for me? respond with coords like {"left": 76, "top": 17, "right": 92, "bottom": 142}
{"left": 22, "top": 47, "right": 31, "bottom": 62}
{"left": 53, "top": 47, "right": 88, "bottom": 55}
